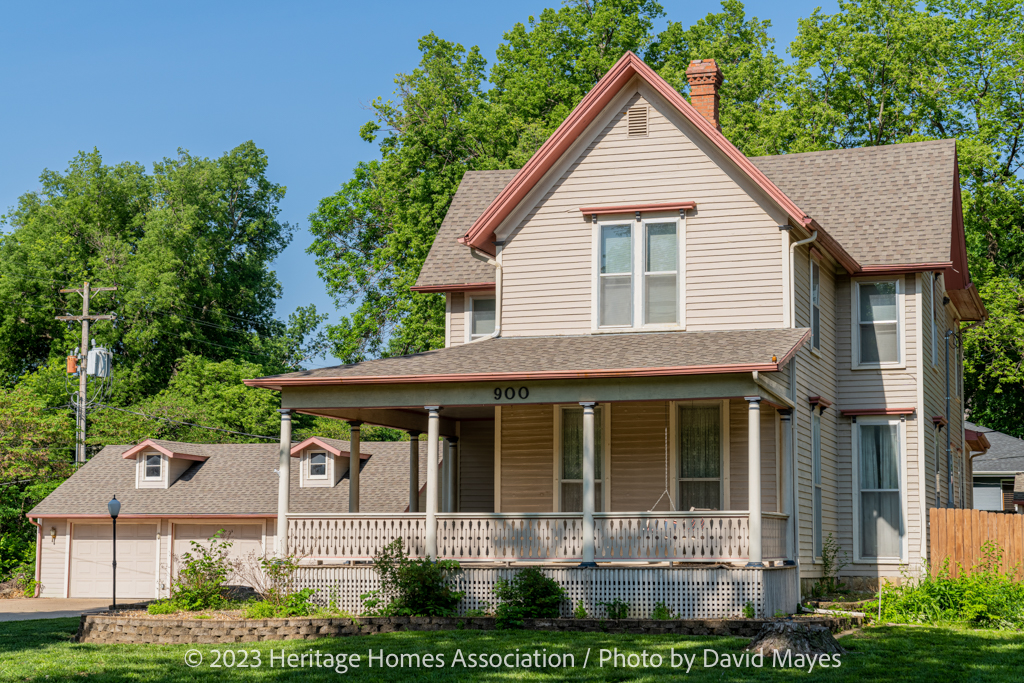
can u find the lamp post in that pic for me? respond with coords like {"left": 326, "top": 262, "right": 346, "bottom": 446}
{"left": 107, "top": 495, "right": 120, "bottom": 608}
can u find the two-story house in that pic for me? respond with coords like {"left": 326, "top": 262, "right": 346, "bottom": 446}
{"left": 246, "top": 53, "right": 985, "bottom": 614}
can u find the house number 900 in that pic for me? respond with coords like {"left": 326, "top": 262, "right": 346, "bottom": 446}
{"left": 494, "top": 387, "right": 529, "bottom": 401}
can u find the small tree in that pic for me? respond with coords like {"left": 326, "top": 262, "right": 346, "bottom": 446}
{"left": 170, "top": 530, "right": 233, "bottom": 610}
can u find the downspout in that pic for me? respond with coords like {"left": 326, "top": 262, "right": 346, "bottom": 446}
{"left": 28, "top": 516, "right": 43, "bottom": 597}
{"left": 789, "top": 230, "right": 819, "bottom": 328}
{"left": 468, "top": 247, "right": 502, "bottom": 343}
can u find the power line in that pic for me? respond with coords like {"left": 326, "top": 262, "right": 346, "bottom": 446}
{"left": 92, "top": 402, "right": 278, "bottom": 441}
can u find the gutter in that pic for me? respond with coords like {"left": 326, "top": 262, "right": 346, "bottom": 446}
{"left": 468, "top": 248, "right": 502, "bottom": 343}
{"left": 28, "top": 517, "right": 42, "bottom": 597}
{"left": 789, "top": 231, "right": 818, "bottom": 328}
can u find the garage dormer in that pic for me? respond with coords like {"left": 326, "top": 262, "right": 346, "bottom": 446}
{"left": 122, "top": 439, "right": 209, "bottom": 489}
{"left": 290, "top": 437, "right": 363, "bottom": 488}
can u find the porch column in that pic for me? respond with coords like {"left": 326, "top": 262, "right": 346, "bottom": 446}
{"left": 349, "top": 422, "right": 362, "bottom": 513}
{"left": 408, "top": 431, "right": 420, "bottom": 513}
{"left": 579, "top": 401, "right": 597, "bottom": 567}
{"left": 425, "top": 406, "right": 440, "bottom": 558}
{"left": 276, "top": 409, "right": 292, "bottom": 556}
{"left": 779, "top": 409, "right": 796, "bottom": 565}
{"left": 745, "top": 396, "right": 763, "bottom": 567}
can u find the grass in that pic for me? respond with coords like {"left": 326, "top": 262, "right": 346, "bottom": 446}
{"left": 0, "top": 617, "right": 1021, "bottom": 682}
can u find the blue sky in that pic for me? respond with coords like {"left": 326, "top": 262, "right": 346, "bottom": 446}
{"left": 0, "top": 0, "right": 837, "bottom": 366}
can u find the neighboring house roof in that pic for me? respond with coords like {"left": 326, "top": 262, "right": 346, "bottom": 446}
{"left": 967, "top": 421, "right": 1024, "bottom": 474}
{"left": 28, "top": 440, "right": 425, "bottom": 517}
{"left": 750, "top": 141, "right": 958, "bottom": 269}
{"left": 412, "top": 169, "right": 519, "bottom": 292}
{"left": 245, "top": 328, "right": 810, "bottom": 389}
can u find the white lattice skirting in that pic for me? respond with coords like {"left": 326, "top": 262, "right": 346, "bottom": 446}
{"left": 294, "top": 565, "right": 799, "bottom": 619}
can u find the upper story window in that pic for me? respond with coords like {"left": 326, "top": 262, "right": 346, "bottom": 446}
{"left": 597, "top": 218, "right": 680, "bottom": 329}
{"left": 144, "top": 453, "right": 161, "bottom": 480}
{"left": 309, "top": 452, "right": 327, "bottom": 478}
{"left": 855, "top": 280, "right": 900, "bottom": 366}
{"left": 931, "top": 276, "right": 939, "bottom": 366}
{"left": 810, "top": 259, "right": 821, "bottom": 350}
{"left": 469, "top": 296, "right": 496, "bottom": 338}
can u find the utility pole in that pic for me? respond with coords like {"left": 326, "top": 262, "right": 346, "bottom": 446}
{"left": 57, "top": 281, "right": 117, "bottom": 463}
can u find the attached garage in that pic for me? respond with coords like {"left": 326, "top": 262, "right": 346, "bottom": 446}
{"left": 172, "top": 523, "right": 265, "bottom": 579}
{"left": 70, "top": 523, "right": 158, "bottom": 599}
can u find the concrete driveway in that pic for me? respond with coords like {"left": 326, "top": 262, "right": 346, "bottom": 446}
{"left": 0, "top": 598, "right": 111, "bottom": 622}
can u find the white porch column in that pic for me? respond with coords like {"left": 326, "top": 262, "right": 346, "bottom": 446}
{"left": 780, "top": 409, "right": 796, "bottom": 565}
{"left": 579, "top": 401, "right": 597, "bottom": 567}
{"left": 745, "top": 396, "right": 764, "bottom": 567}
{"left": 276, "top": 409, "right": 292, "bottom": 556}
{"left": 348, "top": 422, "right": 362, "bottom": 513}
{"left": 408, "top": 431, "right": 420, "bottom": 512}
{"left": 425, "top": 407, "right": 440, "bottom": 558}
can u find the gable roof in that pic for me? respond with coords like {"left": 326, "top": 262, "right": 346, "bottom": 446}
{"left": 29, "top": 440, "right": 425, "bottom": 517}
{"left": 412, "top": 169, "right": 519, "bottom": 292}
{"left": 968, "top": 422, "right": 1024, "bottom": 474}
{"left": 121, "top": 439, "right": 210, "bottom": 461}
{"left": 245, "top": 328, "right": 810, "bottom": 389}
{"left": 750, "top": 141, "right": 960, "bottom": 270}
{"left": 456, "top": 51, "right": 859, "bottom": 275}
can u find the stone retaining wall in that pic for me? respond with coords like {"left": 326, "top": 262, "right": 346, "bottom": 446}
{"left": 77, "top": 614, "right": 862, "bottom": 645}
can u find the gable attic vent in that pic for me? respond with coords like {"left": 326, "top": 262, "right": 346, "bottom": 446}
{"left": 627, "top": 105, "right": 648, "bottom": 137}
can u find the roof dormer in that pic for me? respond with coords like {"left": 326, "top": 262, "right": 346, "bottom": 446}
{"left": 290, "top": 437, "right": 365, "bottom": 488}
{"left": 122, "top": 439, "right": 209, "bottom": 489}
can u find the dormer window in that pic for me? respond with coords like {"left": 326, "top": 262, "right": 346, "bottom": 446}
{"left": 144, "top": 454, "right": 162, "bottom": 480}
{"left": 309, "top": 452, "right": 328, "bottom": 478}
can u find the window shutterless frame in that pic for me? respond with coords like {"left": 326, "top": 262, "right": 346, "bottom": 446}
{"left": 467, "top": 295, "right": 496, "bottom": 339}
{"left": 144, "top": 453, "right": 161, "bottom": 480}
{"left": 852, "top": 278, "right": 904, "bottom": 369}
{"left": 308, "top": 452, "right": 328, "bottom": 479}
{"left": 554, "top": 405, "right": 605, "bottom": 512}
{"left": 640, "top": 218, "right": 682, "bottom": 328}
{"left": 596, "top": 221, "right": 634, "bottom": 328}
{"left": 676, "top": 400, "right": 727, "bottom": 511}
{"left": 852, "top": 416, "right": 906, "bottom": 562}
{"left": 810, "top": 258, "right": 821, "bottom": 351}
{"left": 812, "top": 412, "right": 823, "bottom": 558}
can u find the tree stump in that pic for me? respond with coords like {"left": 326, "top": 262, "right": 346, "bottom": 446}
{"left": 745, "top": 620, "right": 845, "bottom": 655}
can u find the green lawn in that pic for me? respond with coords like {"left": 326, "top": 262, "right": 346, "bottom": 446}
{"left": 1, "top": 618, "right": 1021, "bottom": 682}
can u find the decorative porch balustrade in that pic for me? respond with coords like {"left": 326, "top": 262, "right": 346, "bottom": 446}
{"left": 288, "top": 511, "right": 788, "bottom": 563}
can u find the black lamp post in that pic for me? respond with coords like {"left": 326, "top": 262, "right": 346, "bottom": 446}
{"left": 107, "top": 495, "right": 120, "bottom": 608}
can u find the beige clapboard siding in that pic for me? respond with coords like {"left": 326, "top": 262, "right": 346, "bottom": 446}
{"left": 449, "top": 293, "right": 465, "bottom": 347}
{"left": 39, "top": 518, "right": 68, "bottom": 597}
{"left": 609, "top": 402, "right": 672, "bottom": 512}
{"left": 459, "top": 420, "right": 495, "bottom": 512}
{"left": 499, "top": 405, "right": 554, "bottom": 512}
{"left": 727, "top": 399, "right": 778, "bottom": 512}
{"left": 500, "top": 91, "right": 783, "bottom": 337}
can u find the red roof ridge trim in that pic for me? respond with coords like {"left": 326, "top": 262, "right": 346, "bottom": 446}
{"left": 289, "top": 436, "right": 367, "bottom": 459}
{"left": 121, "top": 439, "right": 208, "bottom": 461}
{"left": 457, "top": 51, "right": 861, "bottom": 274}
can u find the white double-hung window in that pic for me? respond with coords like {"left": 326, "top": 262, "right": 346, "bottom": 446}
{"left": 309, "top": 452, "right": 327, "bottom": 478}
{"left": 144, "top": 453, "right": 162, "bottom": 480}
{"left": 597, "top": 217, "right": 681, "bottom": 328}
{"left": 855, "top": 280, "right": 901, "bottom": 366}
{"left": 857, "top": 419, "right": 902, "bottom": 559}
{"left": 469, "top": 296, "right": 496, "bottom": 338}
{"left": 810, "top": 259, "right": 821, "bottom": 350}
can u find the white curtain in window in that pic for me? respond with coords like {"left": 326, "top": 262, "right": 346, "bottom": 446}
{"left": 860, "top": 423, "right": 901, "bottom": 558}
{"left": 678, "top": 404, "right": 720, "bottom": 510}
{"left": 561, "top": 407, "right": 602, "bottom": 512}
{"left": 859, "top": 282, "right": 898, "bottom": 363}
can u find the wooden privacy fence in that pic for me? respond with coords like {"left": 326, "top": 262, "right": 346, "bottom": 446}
{"left": 929, "top": 508, "right": 1024, "bottom": 578}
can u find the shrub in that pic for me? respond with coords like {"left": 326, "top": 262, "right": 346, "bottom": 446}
{"left": 879, "top": 541, "right": 1024, "bottom": 629}
{"left": 812, "top": 533, "right": 850, "bottom": 597}
{"left": 146, "top": 600, "right": 178, "bottom": 615}
{"left": 364, "top": 539, "right": 464, "bottom": 617}
{"left": 243, "top": 600, "right": 277, "bottom": 619}
{"left": 170, "top": 530, "right": 233, "bottom": 610}
{"left": 493, "top": 567, "right": 566, "bottom": 628}
{"left": 651, "top": 601, "right": 674, "bottom": 620}
{"left": 600, "top": 598, "right": 629, "bottom": 620}
{"left": 573, "top": 599, "right": 588, "bottom": 619}
{"left": 743, "top": 601, "right": 755, "bottom": 618}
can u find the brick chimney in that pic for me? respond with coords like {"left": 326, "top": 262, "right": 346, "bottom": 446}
{"left": 685, "top": 59, "right": 724, "bottom": 131}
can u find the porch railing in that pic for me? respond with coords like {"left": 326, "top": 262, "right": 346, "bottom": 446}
{"left": 287, "top": 511, "right": 787, "bottom": 563}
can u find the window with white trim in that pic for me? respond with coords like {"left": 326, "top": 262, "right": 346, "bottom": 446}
{"left": 469, "top": 296, "right": 495, "bottom": 338}
{"left": 599, "top": 224, "right": 632, "bottom": 326}
{"left": 597, "top": 218, "right": 681, "bottom": 329}
{"left": 858, "top": 419, "right": 902, "bottom": 559}
{"left": 559, "top": 406, "right": 603, "bottom": 512}
{"left": 644, "top": 222, "right": 678, "bottom": 325}
{"left": 810, "top": 259, "right": 821, "bottom": 350}
{"left": 856, "top": 280, "right": 900, "bottom": 365}
{"left": 677, "top": 403, "right": 722, "bottom": 510}
{"left": 144, "top": 453, "right": 162, "bottom": 480}
{"left": 812, "top": 412, "right": 822, "bottom": 557}
{"left": 309, "top": 452, "right": 327, "bottom": 478}
{"left": 931, "top": 276, "right": 939, "bottom": 366}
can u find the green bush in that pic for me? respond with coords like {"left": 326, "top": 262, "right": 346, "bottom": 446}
{"left": 743, "top": 601, "right": 755, "bottom": 618}
{"left": 600, "top": 598, "right": 629, "bottom": 619}
{"left": 146, "top": 600, "right": 177, "bottom": 615}
{"left": 651, "top": 601, "right": 675, "bottom": 620}
{"left": 170, "top": 530, "right": 233, "bottom": 611}
{"left": 493, "top": 567, "right": 566, "bottom": 628}
{"left": 880, "top": 541, "right": 1024, "bottom": 629}
{"left": 243, "top": 600, "right": 277, "bottom": 619}
{"left": 573, "top": 599, "right": 588, "bottom": 619}
{"left": 363, "top": 538, "right": 464, "bottom": 617}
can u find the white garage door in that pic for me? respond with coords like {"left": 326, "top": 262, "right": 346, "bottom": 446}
{"left": 173, "top": 524, "right": 264, "bottom": 581}
{"left": 70, "top": 523, "right": 158, "bottom": 599}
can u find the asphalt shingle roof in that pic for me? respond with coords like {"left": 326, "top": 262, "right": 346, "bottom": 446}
{"left": 414, "top": 169, "right": 519, "bottom": 289}
{"left": 967, "top": 421, "right": 1024, "bottom": 473}
{"left": 250, "top": 328, "right": 810, "bottom": 386}
{"left": 29, "top": 440, "right": 430, "bottom": 517}
{"left": 751, "top": 140, "right": 956, "bottom": 267}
